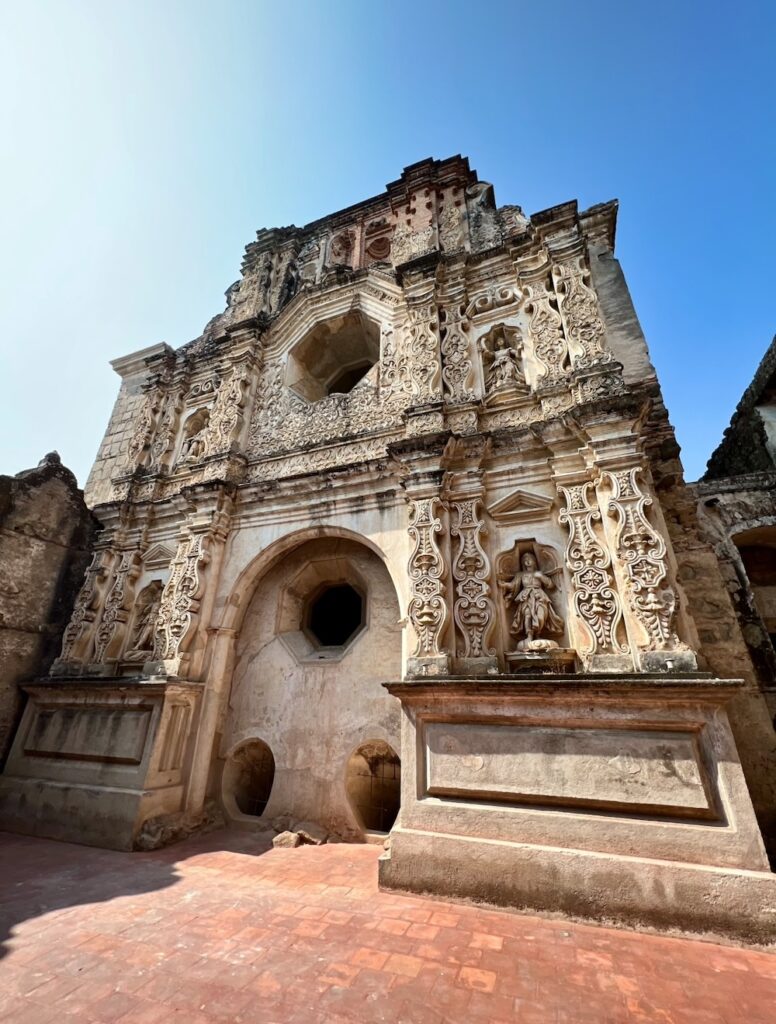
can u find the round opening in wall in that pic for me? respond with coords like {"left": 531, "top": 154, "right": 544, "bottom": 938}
{"left": 346, "top": 740, "right": 401, "bottom": 833}
{"left": 307, "top": 583, "right": 364, "bottom": 648}
{"left": 223, "top": 739, "right": 275, "bottom": 818}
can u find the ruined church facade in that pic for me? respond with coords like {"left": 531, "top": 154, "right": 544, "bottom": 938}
{"left": 2, "top": 156, "right": 775, "bottom": 941}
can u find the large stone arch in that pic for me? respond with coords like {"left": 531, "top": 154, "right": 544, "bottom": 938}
{"left": 216, "top": 528, "right": 404, "bottom": 839}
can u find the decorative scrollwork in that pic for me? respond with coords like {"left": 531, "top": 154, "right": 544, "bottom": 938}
{"left": 558, "top": 482, "right": 627, "bottom": 655}
{"left": 604, "top": 468, "right": 682, "bottom": 650}
{"left": 450, "top": 498, "right": 495, "bottom": 658}
{"left": 440, "top": 302, "right": 475, "bottom": 404}
{"left": 407, "top": 497, "right": 448, "bottom": 657}
{"left": 522, "top": 273, "right": 570, "bottom": 383}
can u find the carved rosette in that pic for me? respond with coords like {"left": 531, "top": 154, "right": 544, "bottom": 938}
{"left": 439, "top": 301, "right": 474, "bottom": 404}
{"left": 450, "top": 498, "right": 495, "bottom": 658}
{"left": 93, "top": 551, "right": 142, "bottom": 663}
{"left": 407, "top": 497, "right": 448, "bottom": 658}
{"left": 57, "top": 550, "right": 112, "bottom": 664}
{"left": 521, "top": 272, "right": 570, "bottom": 383}
{"left": 558, "top": 483, "right": 627, "bottom": 655}
{"left": 552, "top": 255, "right": 611, "bottom": 367}
{"left": 603, "top": 468, "right": 682, "bottom": 650}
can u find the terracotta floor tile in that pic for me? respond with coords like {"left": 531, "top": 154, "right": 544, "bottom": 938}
{"left": 1, "top": 828, "right": 774, "bottom": 1024}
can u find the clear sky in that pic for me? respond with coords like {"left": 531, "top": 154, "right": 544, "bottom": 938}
{"left": 1, "top": 1, "right": 774, "bottom": 485}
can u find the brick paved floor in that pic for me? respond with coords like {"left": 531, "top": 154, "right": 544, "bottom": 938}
{"left": 1, "top": 829, "right": 774, "bottom": 1023}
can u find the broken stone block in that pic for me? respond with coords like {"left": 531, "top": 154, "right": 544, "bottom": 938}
{"left": 293, "top": 820, "right": 328, "bottom": 845}
{"left": 272, "top": 830, "right": 301, "bottom": 849}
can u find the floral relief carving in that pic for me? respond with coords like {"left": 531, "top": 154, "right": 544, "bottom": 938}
{"left": 558, "top": 482, "right": 627, "bottom": 655}
{"left": 407, "top": 497, "right": 448, "bottom": 658}
{"left": 603, "top": 468, "right": 683, "bottom": 650}
{"left": 201, "top": 364, "right": 251, "bottom": 457}
{"left": 521, "top": 273, "right": 571, "bottom": 383}
{"left": 450, "top": 498, "right": 495, "bottom": 658}
{"left": 57, "top": 550, "right": 113, "bottom": 664}
{"left": 552, "top": 255, "right": 611, "bottom": 366}
{"left": 439, "top": 302, "right": 475, "bottom": 403}
{"left": 125, "top": 389, "right": 162, "bottom": 471}
{"left": 406, "top": 299, "right": 442, "bottom": 402}
{"left": 93, "top": 551, "right": 142, "bottom": 663}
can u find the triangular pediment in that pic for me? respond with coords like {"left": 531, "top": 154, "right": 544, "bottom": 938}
{"left": 487, "top": 488, "right": 554, "bottom": 523}
{"left": 143, "top": 542, "right": 175, "bottom": 570}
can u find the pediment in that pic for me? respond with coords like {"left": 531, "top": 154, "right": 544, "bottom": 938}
{"left": 143, "top": 542, "right": 175, "bottom": 570}
{"left": 487, "top": 488, "right": 554, "bottom": 524}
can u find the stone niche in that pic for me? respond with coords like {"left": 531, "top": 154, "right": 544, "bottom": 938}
{"left": 379, "top": 674, "right": 776, "bottom": 944}
{"left": 0, "top": 679, "right": 200, "bottom": 850}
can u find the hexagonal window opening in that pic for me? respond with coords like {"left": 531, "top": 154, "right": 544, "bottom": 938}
{"left": 286, "top": 311, "right": 380, "bottom": 403}
{"left": 305, "top": 582, "right": 365, "bottom": 649}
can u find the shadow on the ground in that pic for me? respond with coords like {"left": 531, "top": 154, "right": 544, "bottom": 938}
{"left": 0, "top": 827, "right": 274, "bottom": 961}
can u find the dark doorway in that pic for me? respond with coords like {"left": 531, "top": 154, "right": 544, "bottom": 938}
{"left": 307, "top": 583, "right": 364, "bottom": 647}
{"left": 346, "top": 740, "right": 401, "bottom": 833}
{"left": 225, "top": 739, "right": 276, "bottom": 817}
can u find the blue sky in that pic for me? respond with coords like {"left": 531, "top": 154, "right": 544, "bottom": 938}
{"left": 1, "top": 0, "right": 774, "bottom": 484}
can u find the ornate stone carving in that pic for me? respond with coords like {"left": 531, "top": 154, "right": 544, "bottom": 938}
{"left": 151, "top": 387, "right": 184, "bottom": 468}
{"left": 328, "top": 230, "right": 356, "bottom": 268}
{"left": 405, "top": 297, "right": 442, "bottom": 402}
{"left": 178, "top": 408, "right": 210, "bottom": 464}
{"left": 603, "top": 468, "right": 682, "bottom": 650}
{"left": 465, "top": 181, "right": 502, "bottom": 251}
{"left": 465, "top": 286, "right": 520, "bottom": 319}
{"left": 559, "top": 483, "right": 627, "bottom": 655}
{"left": 522, "top": 273, "right": 570, "bottom": 383}
{"left": 126, "top": 390, "right": 161, "bottom": 470}
{"left": 57, "top": 550, "right": 113, "bottom": 664}
{"left": 499, "top": 550, "right": 564, "bottom": 652}
{"left": 391, "top": 224, "right": 434, "bottom": 264}
{"left": 407, "top": 497, "right": 448, "bottom": 659}
{"left": 201, "top": 365, "right": 251, "bottom": 457}
{"left": 124, "top": 580, "right": 163, "bottom": 662}
{"left": 479, "top": 324, "right": 528, "bottom": 398}
{"left": 438, "top": 202, "right": 464, "bottom": 253}
{"left": 552, "top": 254, "right": 611, "bottom": 366}
{"left": 439, "top": 301, "right": 474, "bottom": 403}
{"left": 154, "top": 498, "right": 231, "bottom": 663}
{"left": 450, "top": 498, "right": 495, "bottom": 658}
{"left": 93, "top": 551, "right": 142, "bottom": 663}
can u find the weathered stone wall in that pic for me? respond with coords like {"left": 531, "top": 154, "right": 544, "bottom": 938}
{"left": 0, "top": 454, "right": 97, "bottom": 764}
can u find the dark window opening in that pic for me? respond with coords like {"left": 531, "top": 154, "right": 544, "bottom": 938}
{"left": 326, "top": 361, "right": 374, "bottom": 396}
{"left": 307, "top": 583, "right": 363, "bottom": 647}
{"left": 228, "top": 740, "right": 275, "bottom": 817}
{"left": 346, "top": 741, "right": 401, "bottom": 833}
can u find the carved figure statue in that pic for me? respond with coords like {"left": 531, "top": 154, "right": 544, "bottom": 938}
{"left": 124, "top": 582, "right": 163, "bottom": 661}
{"left": 278, "top": 259, "right": 299, "bottom": 308}
{"left": 500, "top": 551, "right": 564, "bottom": 652}
{"left": 179, "top": 410, "right": 209, "bottom": 462}
{"left": 481, "top": 328, "right": 523, "bottom": 392}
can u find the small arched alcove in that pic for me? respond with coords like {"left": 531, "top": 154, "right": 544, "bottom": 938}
{"left": 346, "top": 740, "right": 401, "bottom": 834}
{"left": 222, "top": 738, "right": 276, "bottom": 819}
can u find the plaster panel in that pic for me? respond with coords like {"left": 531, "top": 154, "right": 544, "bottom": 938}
{"left": 23, "top": 705, "right": 151, "bottom": 764}
{"left": 424, "top": 721, "right": 713, "bottom": 817}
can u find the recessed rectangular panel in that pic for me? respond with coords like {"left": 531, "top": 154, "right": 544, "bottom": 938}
{"left": 24, "top": 707, "right": 151, "bottom": 765}
{"left": 424, "top": 722, "right": 715, "bottom": 818}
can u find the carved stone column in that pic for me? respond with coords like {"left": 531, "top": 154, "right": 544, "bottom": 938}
{"left": 599, "top": 466, "right": 696, "bottom": 671}
{"left": 92, "top": 550, "right": 142, "bottom": 664}
{"left": 404, "top": 479, "right": 450, "bottom": 677}
{"left": 558, "top": 481, "right": 630, "bottom": 670}
{"left": 401, "top": 270, "right": 445, "bottom": 437}
{"left": 152, "top": 490, "right": 233, "bottom": 678}
{"left": 448, "top": 493, "right": 497, "bottom": 675}
{"left": 52, "top": 547, "right": 115, "bottom": 673}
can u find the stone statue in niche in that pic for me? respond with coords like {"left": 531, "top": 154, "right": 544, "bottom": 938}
{"left": 124, "top": 581, "right": 163, "bottom": 661}
{"left": 278, "top": 258, "right": 299, "bottom": 308}
{"left": 179, "top": 409, "right": 210, "bottom": 463}
{"left": 500, "top": 551, "right": 564, "bottom": 651}
{"left": 479, "top": 324, "right": 528, "bottom": 400}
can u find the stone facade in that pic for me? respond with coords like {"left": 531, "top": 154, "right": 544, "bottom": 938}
{"left": 1, "top": 156, "right": 775, "bottom": 938}
{"left": 0, "top": 454, "right": 96, "bottom": 765}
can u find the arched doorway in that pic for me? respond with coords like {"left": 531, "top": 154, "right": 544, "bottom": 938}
{"left": 219, "top": 533, "right": 402, "bottom": 838}
{"left": 346, "top": 740, "right": 401, "bottom": 834}
{"left": 222, "top": 739, "right": 276, "bottom": 819}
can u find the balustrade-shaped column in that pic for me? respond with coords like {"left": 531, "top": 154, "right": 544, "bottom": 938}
{"left": 448, "top": 490, "right": 497, "bottom": 675}
{"left": 558, "top": 480, "right": 630, "bottom": 670}
{"left": 153, "top": 489, "right": 233, "bottom": 677}
{"left": 404, "top": 479, "right": 450, "bottom": 677}
{"left": 597, "top": 466, "right": 696, "bottom": 671}
{"left": 52, "top": 547, "right": 115, "bottom": 673}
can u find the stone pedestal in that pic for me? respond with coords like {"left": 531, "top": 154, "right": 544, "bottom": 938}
{"left": 0, "top": 677, "right": 201, "bottom": 850}
{"left": 379, "top": 674, "right": 776, "bottom": 943}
